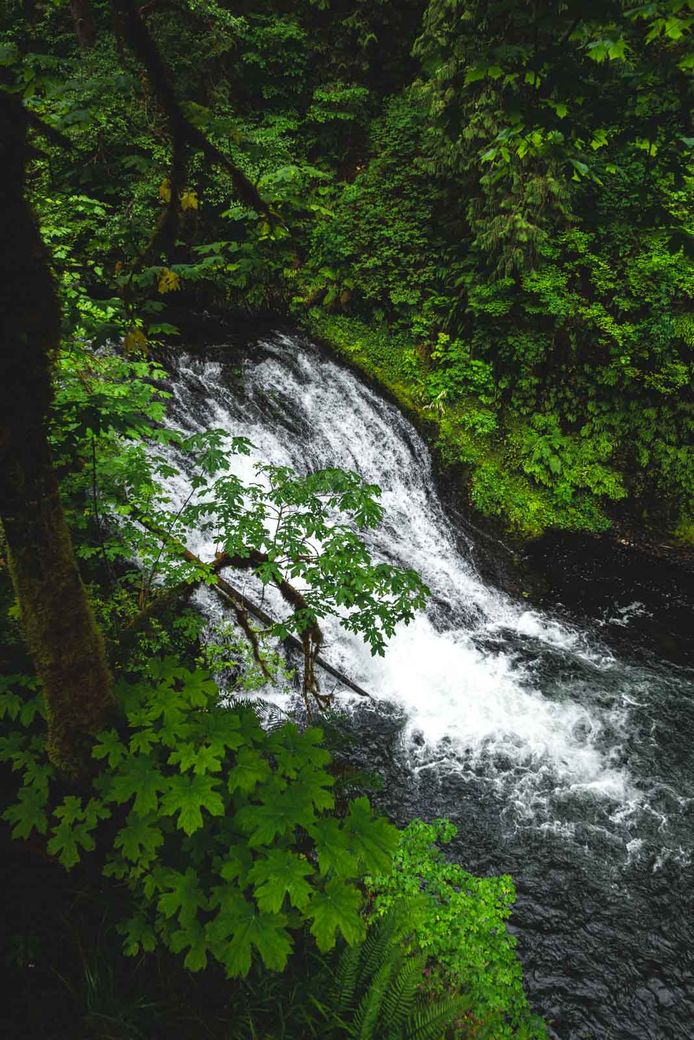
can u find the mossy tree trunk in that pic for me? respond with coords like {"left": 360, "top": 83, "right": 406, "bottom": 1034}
{"left": 0, "top": 93, "right": 116, "bottom": 777}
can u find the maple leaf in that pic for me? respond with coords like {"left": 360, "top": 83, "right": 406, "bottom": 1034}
{"left": 92, "top": 728, "right": 126, "bottom": 768}
{"left": 0, "top": 690, "right": 21, "bottom": 720}
{"left": 227, "top": 747, "right": 271, "bottom": 794}
{"left": 193, "top": 744, "right": 225, "bottom": 775}
{"left": 158, "top": 268, "right": 181, "bottom": 294}
{"left": 194, "top": 710, "right": 246, "bottom": 756}
{"left": 145, "top": 657, "right": 188, "bottom": 685}
{"left": 292, "top": 768, "right": 335, "bottom": 811}
{"left": 109, "top": 755, "right": 167, "bottom": 815}
{"left": 178, "top": 667, "right": 217, "bottom": 707}
{"left": 309, "top": 816, "right": 359, "bottom": 878}
{"left": 3, "top": 784, "right": 48, "bottom": 839}
{"left": 170, "top": 920, "right": 208, "bottom": 971}
{"left": 268, "top": 724, "right": 331, "bottom": 777}
{"left": 47, "top": 796, "right": 104, "bottom": 869}
{"left": 18, "top": 695, "right": 44, "bottom": 727}
{"left": 123, "top": 327, "right": 148, "bottom": 355}
{"left": 308, "top": 878, "right": 365, "bottom": 951}
{"left": 219, "top": 845, "right": 253, "bottom": 883}
{"left": 120, "top": 912, "right": 157, "bottom": 956}
{"left": 160, "top": 774, "right": 225, "bottom": 835}
{"left": 129, "top": 728, "right": 159, "bottom": 754}
{"left": 167, "top": 741, "right": 201, "bottom": 772}
{"left": 180, "top": 189, "right": 199, "bottom": 211}
{"left": 206, "top": 890, "right": 291, "bottom": 976}
{"left": 114, "top": 812, "right": 164, "bottom": 864}
{"left": 157, "top": 867, "right": 207, "bottom": 927}
{"left": 0, "top": 730, "right": 27, "bottom": 764}
{"left": 343, "top": 797, "right": 398, "bottom": 874}
{"left": 139, "top": 683, "right": 186, "bottom": 731}
{"left": 236, "top": 780, "right": 316, "bottom": 845}
{"left": 18, "top": 758, "right": 52, "bottom": 795}
{"left": 248, "top": 849, "right": 315, "bottom": 913}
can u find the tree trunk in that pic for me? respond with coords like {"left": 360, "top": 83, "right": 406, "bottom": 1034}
{"left": 0, "top": 93, "right": 115, "bottom": 777}
{"left": 70, "top": 0, "right": 97, "bottom": 50}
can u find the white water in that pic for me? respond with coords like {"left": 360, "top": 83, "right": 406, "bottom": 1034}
{"left": 157, "top": 333, "right": 650, "bottom": 821}
{"left": 154, "top": 331, "right": 694, "bottom": 1039}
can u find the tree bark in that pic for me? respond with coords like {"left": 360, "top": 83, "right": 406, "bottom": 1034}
{"left": 70, "top": 0, "right": 97, "bottom": 50}
{"left": 0, "top": 93, "right": 116, "bottom": 777}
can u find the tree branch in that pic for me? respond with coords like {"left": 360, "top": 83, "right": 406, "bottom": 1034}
{"left": 110, "top": 0, "right": 273, "bottom": 218}
{"left": 119, "top": 512, "right": 373, "bottom": 706}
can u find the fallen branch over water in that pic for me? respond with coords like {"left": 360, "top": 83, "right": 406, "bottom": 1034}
{"left": 208, "top": 567, "right": 374, "bottom": 703}
{"left": 119, "top": 517, "right": 373, "bottom": 706}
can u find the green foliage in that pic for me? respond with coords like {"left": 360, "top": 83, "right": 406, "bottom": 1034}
{"left": 8, "top": 0, "right": 690, "bottom": 541}
{"left": 46, "top": 339, "right": 428, "bottom": 677}
{"left": 368, "top": 820, "right": 547, "bottom": 1039}
{"left": 298, "top": 2, "right": 692, "bottom": 541}
{"left": 321, "top": 905, "right": 469, "bottom": 1039}
{"left": 1, "top": 661, "right": 398, "bottom": 977}
{"left": 1, "top": 675, "right": 541, "bottom": 1035}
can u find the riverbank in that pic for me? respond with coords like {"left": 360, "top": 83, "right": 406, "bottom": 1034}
{"left": 160, "top": 302, "right": 694, "bottom": 663}
{"left": 160, "top": 328, "right": 694, "bottom": 1040}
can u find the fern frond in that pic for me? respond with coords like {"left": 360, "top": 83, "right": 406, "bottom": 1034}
{"left": 357, "top": 909, "right": 399, "bottom": 987}
{"left": 353, "top": 956, "right": 399, "bottom": 1040}
{"left": 381, "top": 954, "right": 424, "bottom": 1031}
{"left": 406, "top": 996, "right": 470, "bottom": 1040}
{"left": 334, "top": 941, "right": 361, "bottom": 1014}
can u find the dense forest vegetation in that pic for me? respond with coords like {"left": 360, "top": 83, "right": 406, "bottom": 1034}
{"left": 0, "top": 1, "right": 691, "bottom": 1038}
{"left": 3, "top": 0, "right": 692, "bottom": 540}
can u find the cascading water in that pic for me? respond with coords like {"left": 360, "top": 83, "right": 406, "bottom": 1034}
{"left": 162, "top": 331, "right": 694, "bottom": 1039}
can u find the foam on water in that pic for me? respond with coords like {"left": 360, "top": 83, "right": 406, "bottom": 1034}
{"left": 154, "top": 333, "right": 649, "bottom": 820}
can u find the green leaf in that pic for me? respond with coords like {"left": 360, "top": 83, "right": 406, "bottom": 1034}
{"left": 194, "top": 709, "right": 248, "bottom": 756}
{"left": 157, "top": 867, "right": 207, "bottom": 926}
{"left": 170, "top": 920, "right": 209, "bottom": 971}
{"left": 3, "top": 784, "right": 48, "bottom": 839}
{"left": 464, "top": 66, "right": 487, "bottom": 85}
{"left": 248, "top": 849, "right": 314, "bottom": 912}
{"left": 167, "top": 740, "right": 223, "bottom": 774}
{"left": 228, "top": 747, "right": 271, "bottom": 793}
{"left": 310, "top": 816, "right": 359, "bottom": 878}
{"left": 607, "top": 37, "right": 627, "bottom": 60}
{"left": 92, "top": 728, "right": 126, "bottom": 768}
{"left": 343, "top": 797, "right": 399, "bottom": 874}
{"left": 268, "top": 724, "right": 331, "bottom": 777}
{"left": 109, "top": 754, "right": 167, "bottom": 815}
{"left": 308, "top": 878, "right": 365, "bottom": 951}
{"left": 207, "top": 891, "right": 292, "bottom": 976}
{"left": 47, "top": 796, "right": 104, "bottom": 868}
{"left": 160, "top": 773, "right": 225, "bottom": 835}
{"left": 236, "top": 780, "right": 316, "bottom": 845}
{"left": 219, "top": 845, "right": 253, "bottom": 883}
{"left": 179, "top": 667, "right": 218, "bottom": 707}
{"left": 114, "top": 812, "right": 164, "bottom": 864}
{"left": 120, "top": 912, "right": 157, "bottom": 956}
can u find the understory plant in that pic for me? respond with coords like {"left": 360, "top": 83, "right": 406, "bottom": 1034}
{"left": 369, "top": 820, "right": 547, "bottom": 1040}
{"left": 1, "top": 661, "right": 398, "bottom": 975}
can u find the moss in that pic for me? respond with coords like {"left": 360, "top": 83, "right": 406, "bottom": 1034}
{"left": 303, "top": 310, "right": 618, "bottom": 542}
{"left": 673, "top": 516, "right": 694, "bottom": 548}
{"left": 5, "top": 466, "right": 116, "bottom": 777}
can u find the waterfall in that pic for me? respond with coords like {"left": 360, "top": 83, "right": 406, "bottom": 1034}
{"left": 160, "top": 330, "right": 694, "bottom": 1039}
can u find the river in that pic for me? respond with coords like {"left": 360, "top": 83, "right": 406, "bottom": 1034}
{"left": 162, "top": 329, "right": 694, "bottom": 1040}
